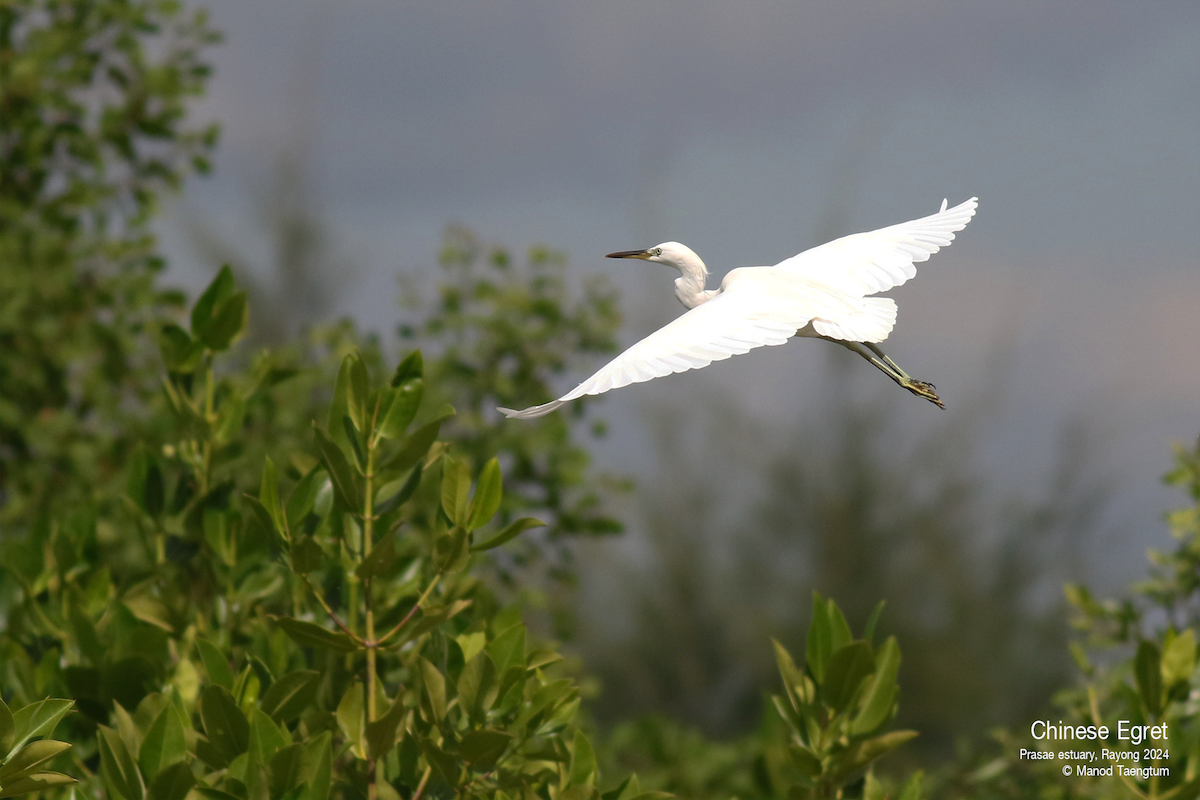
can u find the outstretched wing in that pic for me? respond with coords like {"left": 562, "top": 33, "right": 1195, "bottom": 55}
{"left": 498, "top": 277, "right": 816, "bottom": 419}
{"left": 500, "top": 197, "right": 978, "bottom": 419}
{"left": 775, "top": 197, "right": 978, "bottom": 297}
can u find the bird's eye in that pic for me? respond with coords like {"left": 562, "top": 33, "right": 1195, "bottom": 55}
{"left": 652, "top": 248, "right": 662, "bottom": 256}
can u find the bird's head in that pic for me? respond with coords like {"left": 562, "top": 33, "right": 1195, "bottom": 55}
{"left": 605, "top": 241, "right": 706, "bottom": 276}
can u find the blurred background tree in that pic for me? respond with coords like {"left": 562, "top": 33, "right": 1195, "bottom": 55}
{"left": 578, "top": 355, "right": 1106, "bottom": 764}
{"left": 0, "top": 0, "right": 220, "bottom": 529}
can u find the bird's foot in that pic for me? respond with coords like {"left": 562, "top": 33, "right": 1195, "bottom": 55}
{"left": 903, "top": 379, "right": 945, "bottom": 410}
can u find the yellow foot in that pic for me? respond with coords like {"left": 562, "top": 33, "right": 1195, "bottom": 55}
{"left": 904, "top": 380, "right": 945, "bottom": 410}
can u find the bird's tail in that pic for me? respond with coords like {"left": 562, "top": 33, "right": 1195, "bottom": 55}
{"left": 810, "top": 297, "right": 897, "bottom": 343}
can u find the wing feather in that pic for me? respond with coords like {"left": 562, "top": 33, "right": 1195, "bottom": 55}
{"left": 498, "top": 281, "right": 811, "bottom": 419}
{"left": 774, "top": 197, "right": 977, "bottom": 297}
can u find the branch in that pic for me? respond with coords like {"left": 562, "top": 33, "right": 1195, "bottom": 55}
{"left": 375, "top": 572, "right": 442, "bottom": 647}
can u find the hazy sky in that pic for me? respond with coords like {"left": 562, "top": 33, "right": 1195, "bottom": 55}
{"left": 163, "top": 2, "right": 1199, "bottom": 589}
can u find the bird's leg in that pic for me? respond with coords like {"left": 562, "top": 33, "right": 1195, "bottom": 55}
{"left": 837, "top": 340, "right": 945, "bottom": 409}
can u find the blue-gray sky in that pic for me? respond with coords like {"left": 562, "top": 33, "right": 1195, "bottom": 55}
{"left": 163, "top": 2, "right": 1199, "bottom": 589}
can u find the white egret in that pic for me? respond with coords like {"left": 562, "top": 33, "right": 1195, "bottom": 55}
{"left": 499, "top": 197, "right": 978, "bottom": 419}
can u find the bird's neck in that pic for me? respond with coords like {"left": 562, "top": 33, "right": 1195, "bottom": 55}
{"left": 674, "top": 265, "right": 714, "bottom": 309}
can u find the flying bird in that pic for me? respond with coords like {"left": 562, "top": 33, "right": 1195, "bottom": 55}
{"left": 499, "top": 197, "right": 978, "bottom": 419}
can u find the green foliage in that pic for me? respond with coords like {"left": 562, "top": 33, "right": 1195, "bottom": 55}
{"left": 404, "top": 225, "right": 626, "bottom": 546}
{"left": 0, "top": 0, "right": 221, "bottom": 529}
{"left": 953, "top": 439, "right": 1200, "bottom": 800}
{"left": 759, "top": 595, "right": 918, "bottom": 799}
{"left": 596, "top": 597, "right": 920, "bottom": 800}
{"left": 2, "top": 260, "right": 643, "bottom": 798}
{"left": 0, "top": 698, "right": 77, "bottom": 798}
{"left": 1, "top": 9, "right": 641, "bottom": 794}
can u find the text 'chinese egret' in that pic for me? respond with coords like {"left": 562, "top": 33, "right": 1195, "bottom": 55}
{"left": 499, "top": 197, "right": 978, "bottom": 419}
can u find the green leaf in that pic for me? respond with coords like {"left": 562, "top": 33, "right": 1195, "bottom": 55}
{"left": 828, "top": 730, "right": 919, "bottom": 785}
{"left": 250, "top": 656, "right": 275, "bottom": 701}
{"left": 470, "top": 517, "right": 544, "bottom": 552}
{"left": 460, "top": 729, "right": 512, "bottom": 772}
{"left": 232, "top": 662, "right": 262, "bottom": 714}
{"left": 285, "top": 466, "right": 324, "bottom": 531}
{"left": 787, "top": 743, "right": 823, "bottom": 777}
{"left": 159, "top": 376, "right": 197, "bottom": 423}
{"left": 147, "top": 762, "right": 195, "bottom": 800}
{"left": 365, "top": 690, "right": 407, "bottom": 761}
{"left": 213, "top": 393, "right": 246, "bottom": 445}
{"left": 0, "top": 739, "right": 71, "bottom": 783}
{"left": 98, "top": 724, "right": 145, "bottom": 800}
{"left": 1162, "top": 628, "right": 1196, "bottom": 688}
{"left": 457, "top": 653, "right": 497, "bottom": 725}
{"left": 327, "top": 361, "right": 352, "bottom": 453}
{"left": 377, "top": 380, "right": 424, "bottom": 441}
{"left": 194, "top": 788, "right": 242, "bottom": 800}
{"left": 290, "top": 536, "right": 326, "bottom": 575}
{"left": 248, "top": 707, "right": 287, "bottom": 768}
{"left": 259, "top": 457, "right": 285, "bottom": 537}
{"left": 8, "top": 699, "right": 73, "bottom": 758}
{"left": 298, "top": 731, "right": 332, "bottom": 800}
{"left": 457, "top": 631, "right": 488, "bottom": 665}
{"left": 276, "top": 617, "right": 359, "bottom": 653}
{"left": 269, "top": 743, "right": 305, "bottom": 799}
{"left": 441, "top": 456, "right": 471, "bottom": 527}
{"left": 199, "top": 686, "right": 250, "bottom": 765}
{"left": 336, "top": 683, "right": 366, "bottom": 760}
{"left": 341, "top": 353, "right": 370, "bottom": 433}
{"left": 382, "top": 406, "right": 455, "bottom": 472}
{"left": 772, "top": 638, "right": 806, "bottom": 710}
{"left": 122, "top": 590, "right": 175, "bottom": 633}
{"left": 196, "top": 638, "right": 235, "bottom": 692}
{"left": 110, "top": 702, "right": 142, "bottom": 761}
{"left": 824, "top": 641, "right": 876, "bottom": 714}
{"left": 827, "top": 599, "right": 853, "bottom": 657}
{"left": 313, "top": 424, "right": 363, "bottom": 512}
{"left": 260, "top": 670, "right": 321, "bottom": 724}
{"left": 191, "top": 265, "right": 235, "bottom": 336}
{"left": 137, "top": 706, "right": 186, "bottom": 783}
{"left": 67, "top": 597, "right": 104, "bottom": 663}
{"left": 434, "top": 526, "right": 470, "bottom": 573}
{"left": 374, "top": 465, "right": 423, "bottom": 517}
{"left": 417, "top": 735, "right": 459, "bottom": 786}
{"left": 488, "top": 624, "right": 527, "bottom": 676}
{"left": 527, "top": 649, "right": 564, "bottom": 671}
{"left": 568, "top": 729, "right": 597, "bottom": 787}
{"left": 495, "top": 665, "right": 529, "bottom": 718}
{"left": 466, "top": 458, "right": 503, "bottom": 532}
{"left": 420, "top": 657, "right": 448, "bottom": 724}
{"left": 806, "top": 593, "right": 832, "bottom": 685}
{"left": 343, "top": 410, "right": 369, "bottom": 471}
{"left": 197, "top": 288, "right": 248, "bottom": 352}
{"left": 516, "top": 679, "right": 575, "bottom": 729}
{"left": 852, "top": 637, "right": 901, "bottom": 735}
{"left": 0, "top": 699, "right": 13, "bottom": 760}
{"left": 1136, "top": 640, "right": 1164, "bottom": 717}
{"left": 356, "top": 535, "right": 398, "bottom": 580}
{"left": 0, "top": 772, "right": 78, "bottom": 798}
{"left": 127, "top": 445, "right": 165, "bottom": 518}
{"left": 863, "top": 600, "right": 887, "bottom": 646}
{"left": 243, "top": 495, "right": 285, "bottom": 550}
{"left": 898, "top": 770, "right": 924, "bottom": 800}
{"left": 863, "top": 769, "right": 884, "bottom": 800}
{"left": 536, "top": 695, "right": 580, "bottom": 737}
{"left": 204, "top": 506, "right": 237, "bottom": 567}
{"left": 391, "top": 350, "right": 424, "bottom": 387}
